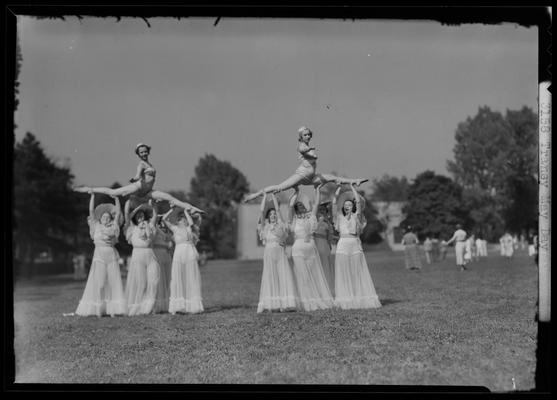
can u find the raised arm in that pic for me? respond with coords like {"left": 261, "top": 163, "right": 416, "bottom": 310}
{"left": 331, "top": 185, "right": 342, "bottom": 223}
{"left": 124, "top": 199, "right": 131, "bottom": 227}
{"left": 287, "top": 187, "right": 299, "bottom": 224}
{"left": 162, "top": 207, "right": 175, "bottom": 229}
{"left": 184, "top": 208, "right": 194, "bottom": 227}
{"left": 260, "top": 193, "right": 268, "bottom": 226}
{"left": 312, "top": 184, "right": 323, "bottom": 217}
{"left": 88, "top": 192, "right": 95, "bottom": 219}
{"left": 110, "top": 196, "right": 121, "bottom": 226}
{"left": 350, "top": 183, "right": 362, "bottom": 217}
{"left": 271, "top": 193, "right": 283, "bottom": 223}
{"left": 148, "top": 204, "right": 157, "bottom": 227}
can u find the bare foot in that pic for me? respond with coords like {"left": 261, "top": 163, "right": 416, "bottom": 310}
{"left": 243, "top": 192, "right": 261, "bottom": 203}
{"left": 73, "top": 186, "right": 90, "bottom": 193}
{"left": 188, "top": 206, "right": 206, "bottom": 214}
{"left": 356, "top": 179, "right": 369, "bottom": 187}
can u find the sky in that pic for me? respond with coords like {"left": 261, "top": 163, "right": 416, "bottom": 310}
{"left": 15, "top": 16, "right": 538, "bottom": 196}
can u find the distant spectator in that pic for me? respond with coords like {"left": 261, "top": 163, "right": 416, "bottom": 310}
{"left": 401, "top": 226, "right": 422, "bottom": 271}
{"left": 72, "top": 253, "right": 87, "bottom": 280}
{"left": 512, "top": 234, "right": 519, "bottom": 251}
{"left": 519, "top": 233, "right": 527, "bottom": 251}
{"left": 474, "top": 236, "right": 484, "bottom": 259}
{"left": 439, "top": 240, "right": 448, "bottom": 260}
{"left": 431, "top": 236, "right": 440, "bottom": 262}
{"left": 501, "top": 232, "right": 514, "bottom": 259}
{"left": 423, "top": 237, "right": 433, "bottom": 264}
{"left": 445, "top": 224, "right": 467, "bottom": 271}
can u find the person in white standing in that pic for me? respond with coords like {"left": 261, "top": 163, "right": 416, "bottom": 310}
{"left": 445, "top": 224, "right": 468, "bottom": 271}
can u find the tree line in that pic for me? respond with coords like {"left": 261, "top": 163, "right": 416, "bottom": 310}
{"left": 13, "top": 105, "right": 537, "bottom": 275}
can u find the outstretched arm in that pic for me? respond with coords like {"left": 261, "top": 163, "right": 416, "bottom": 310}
{"left": 445, "top": 232, "right": 457, "bottom": 245}
{"left": 129, "top": 161, "right": 145, "bottom": 183}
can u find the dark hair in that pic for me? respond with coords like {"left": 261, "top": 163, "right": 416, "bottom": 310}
{"left": 341, "top": 199, "right": 357, "bottom": 216}
{"left": 294, "top": 202, "right": 306, "bottom": 214}
{"left": 132, "top": 210, "right": 146, "bottom": 225}
{"left": 265, "top": 207, "right": 276, "bottom": 219}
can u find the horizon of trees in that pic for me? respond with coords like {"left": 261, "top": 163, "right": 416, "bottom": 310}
{"left": 13, "top": 105, "right": 538, "bottom": 275}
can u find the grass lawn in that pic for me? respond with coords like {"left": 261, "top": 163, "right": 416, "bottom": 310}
{"left": 12, "top": 249, "right": 538, "bottom": 390}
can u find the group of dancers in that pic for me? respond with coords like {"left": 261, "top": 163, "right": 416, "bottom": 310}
{"left": 72, "top": 126, "right": 379, "bottom": 317}
{"left": 75, "top": 191, "right": 204, "bottom": 317}
{"left": 256, "top": 183, "right": 381, "bottom": 313}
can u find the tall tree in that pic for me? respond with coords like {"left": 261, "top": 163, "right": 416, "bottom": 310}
{"left": 401, "top": 170, "right": 467, "bottom": 240}
{"left": 359, "top": 191, "right": 384, "bottom": 244}
{"left": 447, "top": 106, "right": 538, "bottom": 237}
{"left": 14, "top": 133, "right": 85, "bottom": 275}
{"left": 188, "top": 154, "right": 250, "bottom": 258}
{"left": 503, "top": 107, "right": 538, "bottom": 233}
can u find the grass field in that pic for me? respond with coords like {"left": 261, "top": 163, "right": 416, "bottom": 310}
{"left": 12, "top": 249, "right": 538, "bottom": 391}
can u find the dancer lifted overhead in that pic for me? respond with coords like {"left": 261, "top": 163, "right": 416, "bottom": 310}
{"left": 74, "top": 143, "right": 204, "bottom": 214}
{"left": 243, "top": 126, "right": 368, "bottom": 202}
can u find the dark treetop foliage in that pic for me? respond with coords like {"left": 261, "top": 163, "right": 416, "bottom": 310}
{"left": 447, "top": 106, "right": 538, "bottom": 238}
{"left": 401, "top": 170, "right": 467, "bottom": 240}
{"left": 14, "top": 133, "right": 86, "bottom": 266}
{"left": 370, "top": 174, "right": 410, "bottom": 202}
{"left": 188, "top": 154, "right": 250, "bottom": 258}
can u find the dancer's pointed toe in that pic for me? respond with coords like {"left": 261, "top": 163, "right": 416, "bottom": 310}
{"left": 356, "top": 178, "right": 369, "bottom": 186}
{"left": 243, "top": 193, "right": 258, "bottom": 203}
{"left": 73, "top": 186, "right": 90, "bottom": 193}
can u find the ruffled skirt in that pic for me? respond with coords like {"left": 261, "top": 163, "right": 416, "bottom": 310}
{"left": 334, "top": 238, "right": 381, "bottom": 309}
{"left": 169, "top": 243, "right": 203, "bottom": 314}
{"left": 75, "top": 246, "right": 126, "bottom": 317}
{"left": 125, "top": 248, "right": 161, "bottom": 316}
{"left": 291, "top": 239, "right": 334, "bottom": 311}
{"left": 257, "top": 243, "right": 299, "bottom": 312}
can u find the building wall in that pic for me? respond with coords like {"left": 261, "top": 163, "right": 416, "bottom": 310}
{"left": 374, "top": 201, "right": 407, "bottom": 251}
{"left": 237, "top": 203, "right": 293, "bottom": 260}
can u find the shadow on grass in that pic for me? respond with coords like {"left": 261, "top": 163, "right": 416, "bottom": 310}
{"left": 15, "top": 275, "right": 88, "bottom": 287}
{"left": 378, "top": 298, "right": 404, "bottom": 306}
{"left": 203, "top": 304, "right": 256, "bottom": 313}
